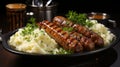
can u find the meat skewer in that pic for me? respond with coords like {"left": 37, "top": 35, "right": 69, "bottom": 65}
{"left": 53, "top": 16, "right": 104, "bottom": 47}
{"left": 38, "top": 20, "right": 95, "bottom": 52}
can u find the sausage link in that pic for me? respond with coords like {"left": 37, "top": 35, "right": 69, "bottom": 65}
{"left": 53, "top": 16, "right": 104, "bottom": 46}
{"left": 70, "top": 32, "right": 95, "bottom": 51}
{"left": 39, "top": 20, "right": 84, "bottom": 52}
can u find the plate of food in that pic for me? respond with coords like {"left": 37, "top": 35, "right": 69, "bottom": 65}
{"left": 2, "top": 11, "right": 120, "bottom": 57}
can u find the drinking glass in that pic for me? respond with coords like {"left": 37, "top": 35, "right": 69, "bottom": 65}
{"left": 4, "top": 3, "right": 26, "bottom": 33}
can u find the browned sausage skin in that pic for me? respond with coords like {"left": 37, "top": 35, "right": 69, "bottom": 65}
{"left": 39, "top": 20, "right": 83, "bottom": 52}
{"left": 53, "top": 16, "right": 104, "bottom": 47}
{"left": 39, "top": 20, "right": 95, "bottom": 52}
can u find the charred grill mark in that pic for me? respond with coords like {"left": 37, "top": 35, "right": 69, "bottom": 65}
{"left": 53, "top": 16, "right": 104, "bottom": 46}
{"left": 39, "top": 20, "right": 84, "bottom": 52}
{"left": 70, "top": 32, "right": 95, "bottom": 51}
{"left": 39, "top": 20, "right": 96, "bottom": 52}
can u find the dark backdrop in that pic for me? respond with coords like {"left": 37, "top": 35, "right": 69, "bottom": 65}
{"left": 0, "top": 0, "right": 119, "bottom": 13}
{"left": 0, "top": 0, "right": 119, "bottom": 16}
{"left": 0, "top": 0, "right": 120, "bottom": 27}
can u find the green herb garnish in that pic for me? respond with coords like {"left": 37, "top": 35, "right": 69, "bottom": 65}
{"left": 62, "top": 27, "right": 74, "bottom": 32}
{"left": 27, "top": 17, "right": 38, "bottom": 28}
{"left": 56, "top": 48, "right": 73, "bottom": 54}
{"left": 66, "top": 10, "right": 93, "bottom": 27}
{"left": 21, "top": 17, "right": 38, "bottom": 36}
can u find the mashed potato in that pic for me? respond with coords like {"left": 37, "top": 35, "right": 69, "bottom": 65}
{"left": 9, "top": 28, "right": 59, "bottom": 54}
{"left": 88, "top": 20, "right": 115, "bottom": 46}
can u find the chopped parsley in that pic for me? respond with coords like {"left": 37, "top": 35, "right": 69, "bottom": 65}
{"left": 55, "top": 48, "right": 73, "bottom": 54}
{"left": 66, "top": 10, "right": 94, "bottom": 27}
{"left": 21, "top": 17, "right": 38, "bottom": 36}
{"left": 62, "top": 27, "right": 74, "bottom": 32}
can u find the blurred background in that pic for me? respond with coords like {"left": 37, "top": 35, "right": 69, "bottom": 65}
{"left": 0, "top": 0, "right": 120, "bottom": 29}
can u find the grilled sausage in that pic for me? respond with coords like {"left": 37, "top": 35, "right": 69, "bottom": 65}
{"left": 70, "top": 32, "right": 95, "bottom": 50}
{"left": 53, "top": 16, "right": 104, "bottom": 47}
{"left": 39, "top": 20, "right": 95, "bottom": 52}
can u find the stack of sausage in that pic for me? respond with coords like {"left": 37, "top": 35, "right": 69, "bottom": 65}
{"left": 38, "top": 16, "right": 104, "bottom": 53}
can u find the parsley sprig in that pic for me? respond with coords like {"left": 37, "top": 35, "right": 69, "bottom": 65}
{"left": 21, "top": 17, "right": 38, "bottom": 36}
{"left": 56, "top": 48, "right": 73, "bottom": 54}
{"left": 66, "top": 11, "right": 93, "bottom": 27}
{"left": 62, "top": 27, "right": 74, "bottom": 32}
